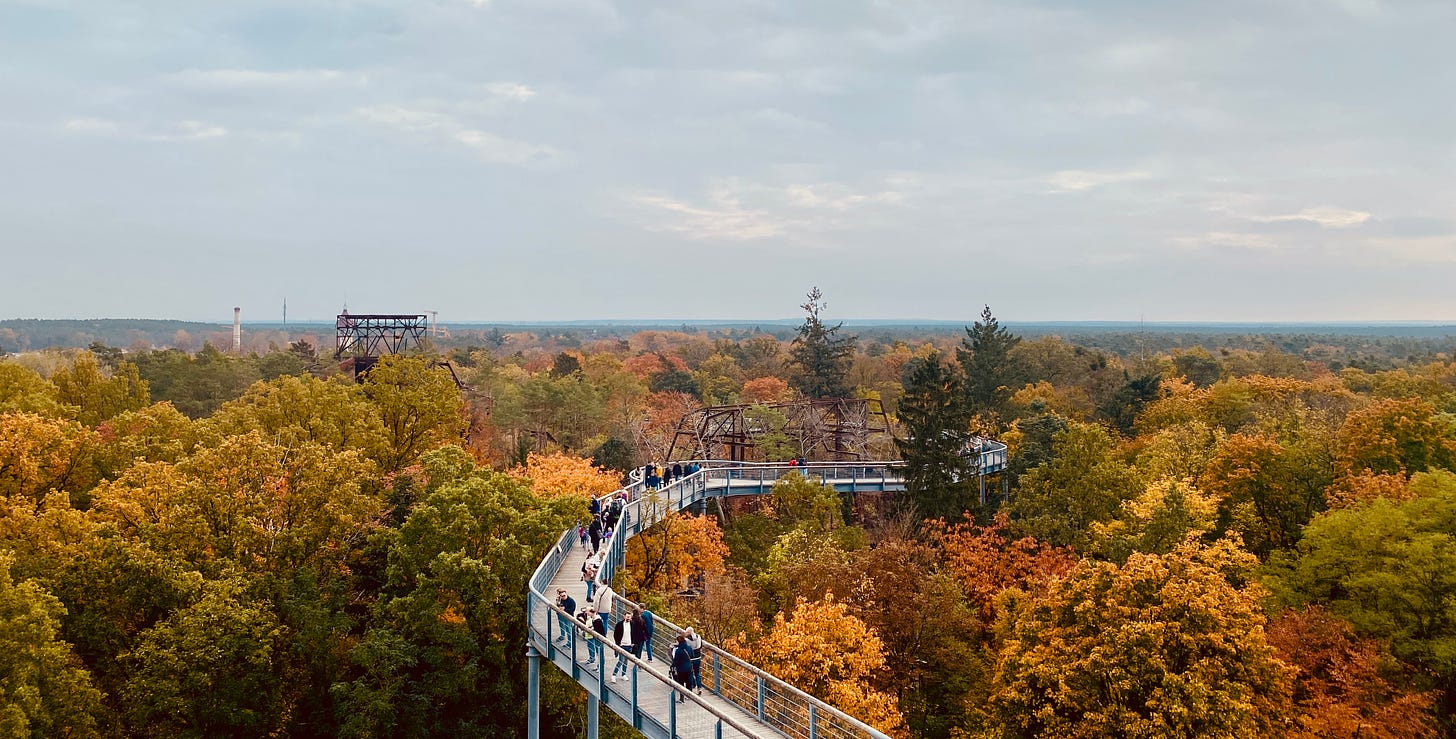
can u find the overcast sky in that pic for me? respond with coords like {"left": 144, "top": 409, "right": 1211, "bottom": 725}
{"left": 2, "top": 0, "right": 1454, "bottom": 323}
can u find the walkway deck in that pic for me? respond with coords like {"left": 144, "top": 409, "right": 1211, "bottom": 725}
{"left": 526, "top": 453, "right": 1006, "bottom": 738}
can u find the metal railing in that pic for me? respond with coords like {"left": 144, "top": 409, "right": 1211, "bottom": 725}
{"left": 529, "top": 461, "right": 915, "bottom": 738}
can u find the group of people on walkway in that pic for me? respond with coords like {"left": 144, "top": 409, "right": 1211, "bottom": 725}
{"left": 555, "top": 487, "right": 707, "bottom": 705}
{"left": 558, "top": 587, "right": 706, "bottom": 701}
{"left": 580, "top": 489, "right": 632, "bottom": 556}
{"left": 642, "top": 461, "right": 701, "bottom": 490}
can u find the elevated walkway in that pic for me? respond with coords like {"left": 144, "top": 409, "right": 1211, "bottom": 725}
{"left": 526, "top": 446, "right": 1007, "bottom": 738}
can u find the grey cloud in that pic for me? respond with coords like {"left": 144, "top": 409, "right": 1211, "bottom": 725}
{"left": 3, "top": 0, "right": 1456, "bottom": 321}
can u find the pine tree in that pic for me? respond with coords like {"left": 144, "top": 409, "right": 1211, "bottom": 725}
{"left": 788, "top": 288, "right": 856, "bottom": 399}
{"left": 957, "top": 305, "right": 1021, "bottom": 418}
{"left": 895, "top": 351, "right": 978, "bottom": 521}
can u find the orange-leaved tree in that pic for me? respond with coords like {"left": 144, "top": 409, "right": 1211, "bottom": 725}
{"left": 741, "top": 376, "right": 794, "bottom": 405}
{"left": 1201, "top": 431, "right": 1331, "bottom": 556}
{"left": 932, "top": 513, "right": 1075, "bottom": 622}
{"left": 631, "top": 391, "right": 698, "bottom": 462}
{"left": 1267, "top": 606, "right": 1436, "bottom": 739}
{"left": 622, "top": 512, "right": 727, "bottom": 598}
{"left": 511, "top": 452, "right": 621, "bottom": 500}
{"left": 750, "top": 594, "right": 906, "bottom": 736}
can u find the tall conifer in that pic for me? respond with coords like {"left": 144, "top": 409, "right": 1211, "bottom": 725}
{"left": 788, "top": 288, "right": 855, "bottom": 399}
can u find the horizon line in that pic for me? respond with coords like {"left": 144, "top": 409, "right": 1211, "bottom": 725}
{"left": 7, "top": 317, "right": 1456, "bottom": 327}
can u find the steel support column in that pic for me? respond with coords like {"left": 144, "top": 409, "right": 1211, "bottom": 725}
{"left": 527, "top": 644, "right": 542, "bottom": 739}
{"left": 586, "top": 693, "right": 599, "bottom": 739}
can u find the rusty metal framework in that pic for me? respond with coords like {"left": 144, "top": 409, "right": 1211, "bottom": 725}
{"left": 665, "top": 397, "right": 893, "bottom": 462}
{"left": 335, "top": 312, "right": 430, "bottom": 360}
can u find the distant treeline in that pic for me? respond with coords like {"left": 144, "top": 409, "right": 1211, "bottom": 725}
{"left": 0, "top": 319, "right": 227, "bottom": 354}
{"left": 6, "top": 318, "right": 1456, "bottom": 372}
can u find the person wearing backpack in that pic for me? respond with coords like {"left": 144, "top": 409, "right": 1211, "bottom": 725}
{"left": 585, "top": 607, "right": 605, "bottom": 664}
{"left": 670, "top": 635, "right": 694, "bottom": 703}
{"left": 685, "top": 626, "right": 705, "bottom": 694}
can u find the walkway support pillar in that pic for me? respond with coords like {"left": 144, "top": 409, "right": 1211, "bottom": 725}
{"left": 586, "top": 693, "right": 599, "bottom": 739}
{"left": 527, "top": 644, "right": 542, "bottom": 739}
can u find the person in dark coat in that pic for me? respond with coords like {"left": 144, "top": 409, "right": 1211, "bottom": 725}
{"left": 611, "top": 612, "right": 634, "bottom": 681}
{"left": 640, "top": 607, "right": 656, "bottom": 662}
{"left": 670, "top": 635, "right": 694, "bottom": 703}
{"left": 588, "top": 516, "right": 602, "bottom": 553}
{"left": 673, "top": 462, "right": 684, "bottom": 480}
{"left": 685, "top": 626, "right": 704, "bottom": 694}
{"left": 554, "top": 589, "right": 576, "bottom": 644}
{"left": 628, "top": 607, "right": 648, "bottom": 659}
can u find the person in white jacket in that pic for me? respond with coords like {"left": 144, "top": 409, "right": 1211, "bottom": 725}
{"left": 595, "top": 585, "right": 616, "bottom": 638}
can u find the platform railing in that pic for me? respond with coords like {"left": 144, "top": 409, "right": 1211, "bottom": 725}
{"left": 529, "top": 461, "right": 917, "bottom": 738}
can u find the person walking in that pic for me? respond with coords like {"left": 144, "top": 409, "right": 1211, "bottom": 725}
{"left": 586, "top": 607, "right": 605, "bottom": 664}
{"left": 554, "top": 589, "right": 576, "bottom": 644}
{"left": 588, "top": 515, "right": 602, "bottom": 554}
{"left": 611, "top": 612, "right": 634, "bottom": 682}
{"left": 640, "top": 606, "right": 656, "bottom": 662}
{"left": 685, "top": 626, "right": 705, "bottom": 694}
{"left": 582, "top": 558, "right": 599, "bottom": 602}
{"left": 673, "top": 462, "right": 684, "bottom": 481}
{"left": 577, "top": 522, "right": 588, "bottom": 547}
{"left": 595, "top": 584, "right": 616, "bottom": 635}
{"left": 671, "top": 635, "right": 694, "bottom": 703}
{"left": 628, "top": 607, "right": 648, "bottom": 661}
{"left": 608, "top": 497, "right": 623, "bottom": 528}
{"left": 663, "top": 464, "right": 673, "bottom": 488}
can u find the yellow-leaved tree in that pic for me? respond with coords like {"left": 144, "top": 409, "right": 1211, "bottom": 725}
{"left": 511, "top": 452, "right": 621, "bottom": 500}
{"left": 0, "top": 412, "right": 99, "bottom": 505}
{"left": 990, "top": 539, "right": 1294, "bottom": 738}
{"left": 750, "top": 594, "right": 906, "bottom": 736}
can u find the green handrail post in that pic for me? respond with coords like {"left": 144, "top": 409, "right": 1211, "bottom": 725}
{"left": 756, "top": 675, "right": 766, "bottom": 721}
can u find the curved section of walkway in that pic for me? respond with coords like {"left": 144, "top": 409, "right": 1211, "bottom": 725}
{"left": 527, "top": 451, "right": 1005, "bottom": 738}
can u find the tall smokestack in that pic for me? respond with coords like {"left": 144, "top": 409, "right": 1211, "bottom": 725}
{"left": 233, "top": 307, "right": 241, "bottom": 355}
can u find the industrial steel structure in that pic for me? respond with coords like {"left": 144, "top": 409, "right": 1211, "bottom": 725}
{"left": 334, "top": 312, "right": 430, "bottom": 376}
{"left": 664, "top": 397, "right": 893, "bottom": 462}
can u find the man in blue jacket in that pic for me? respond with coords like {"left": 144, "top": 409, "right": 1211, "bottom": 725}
{"left": 640, "top": 607, "right": 656, "bottom": 662}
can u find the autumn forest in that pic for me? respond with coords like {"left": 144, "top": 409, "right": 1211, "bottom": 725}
{"left": 2, "top": 299, "right": 1455, "bottom": 739}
